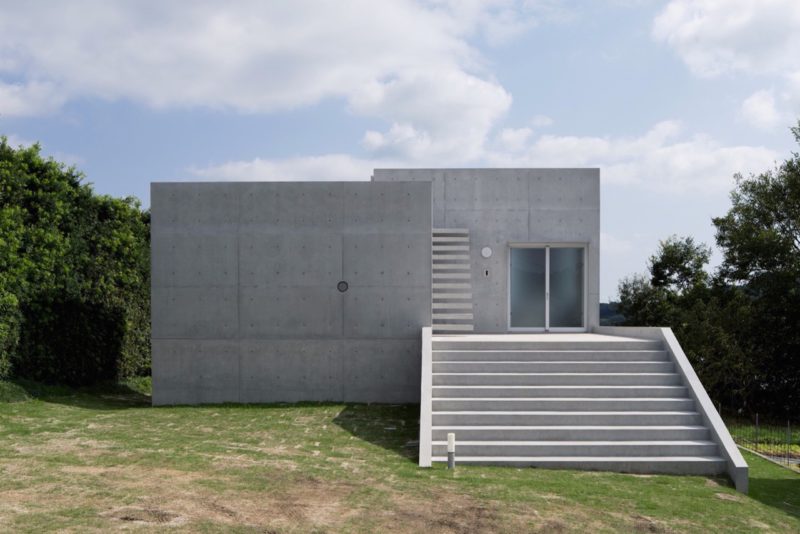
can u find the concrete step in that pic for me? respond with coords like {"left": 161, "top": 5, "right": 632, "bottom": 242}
{"left": 432, "top": 302, "right": 473, "bottom": 309}
{"left": 432, "top": 264, "right": 471, "bottom": 271}
{"left": 430, "top": 440, "right": 719, "bottom": 457}
{"left": 433, "top": 283, "right": 472, "bottom": 290}
{"left": 432, "top": 398, "right": 695, "bottom": 412}
{"left": 432, "top": 254, "right": 470, "bottom": 261}
{"left": 433, "top": 324, "right": 474, "bottom": 333}
{"left": 433, "top": 361, "right": 674, "bottom": 373}
{"left": 432, "top": 236, "right": 469, "bottom": 243}
{"left": 432, "top": 245, "right": 470, "bottom": 252}
{"left": 432, "top": 385, "right": 688, "bottom": 398}
{"left": 427, "top": 456, "right": 727, "bottom": 475}
{"left": 432, "top": 411, "right": 702, "bottom": 426}
{"left": 432, "top": 313, "right": 474, "bottom": 320}
{"left": 433, "top": 373, "right": 682, "bottom": 386}
{"left": 433, "top": 272, "right": 472, "bottom": 279}
{"left": 432, "top": 293, "right": 473, "bottom": 300}
{"left": 432, "top": 350, "right": 668, "bottom": 362}
{"left": 433, "top": 228, "right": 469, "bottom": 235}
{"left": 432, "top": 339, "right": 662, "bottom": 351}
{"left": 432, "top": 425, "right": 710, "bottom": 441}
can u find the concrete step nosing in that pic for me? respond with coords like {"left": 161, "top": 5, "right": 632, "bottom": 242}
{"left": 432, "top": 397, "right": 692, "bottom": 401}
{"left": 433, "top": 373, "right": 679, "bottom": 376}
{"left": 430, "top": 440, "right": 715, "bottom": 444}
{"left": 431, "top": 425, "right": 707, "bottom": 431}
{"left": 432, "top": 411, "right": 699, "bottom": 415}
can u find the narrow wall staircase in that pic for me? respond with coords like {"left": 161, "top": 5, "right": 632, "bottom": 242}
{"left": 425, "top": 334, "right": 727, "bottom": 475}
{"left": 431, "top": 228, "right": 474, "bottom": 334}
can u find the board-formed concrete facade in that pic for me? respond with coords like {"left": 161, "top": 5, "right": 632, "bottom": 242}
{"left": 151, "top": 169, "right": 600, "bottom": 404}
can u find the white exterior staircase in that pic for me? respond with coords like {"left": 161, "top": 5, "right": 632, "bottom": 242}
{"left": 419, "top": 333, "right": 745, "bottom": 484}
{"left": 431, "top": 228, "right": 474, "bottom": 334}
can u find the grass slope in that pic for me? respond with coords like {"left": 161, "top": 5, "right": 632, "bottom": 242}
{"left": 0, "top": 379, "right": 798, "bottom": 533}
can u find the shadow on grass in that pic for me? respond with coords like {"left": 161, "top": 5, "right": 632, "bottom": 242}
{"left": 2, "top": 378, "right": 151, "bottom": 410}
{"left": 746, "top": 453, "right": 800, "bottom": 520}
{"left": 332, "top": 403, "right": 420, "bottom": 463}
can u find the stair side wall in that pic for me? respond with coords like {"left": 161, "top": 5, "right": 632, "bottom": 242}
{"left": 594, "top": 326, "right": 749, "bottom": 493}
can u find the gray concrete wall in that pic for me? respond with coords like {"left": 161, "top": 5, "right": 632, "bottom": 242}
{"left": 372, "top": 169, "right": 600, "bottom": 332}
{"left": 151, "top": 181, "right": 432, "bottom": 405}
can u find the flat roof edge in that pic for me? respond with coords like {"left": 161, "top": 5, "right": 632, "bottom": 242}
{"left": 372, "top": 167, "right": 601, "bottom": 171}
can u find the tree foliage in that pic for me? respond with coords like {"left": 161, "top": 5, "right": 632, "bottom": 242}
{"left": 617, "top": 123, "right": 800, "bottom": 416}
{"left": 0, "top": 137, "right": 150, "bottom": 384}
{"left": 649, "top": 236, "right": 711, "bottom": 294}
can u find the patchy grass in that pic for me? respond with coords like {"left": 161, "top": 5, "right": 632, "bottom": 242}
{"left": 0, "top": 381, "right": 798, "bottom": 532}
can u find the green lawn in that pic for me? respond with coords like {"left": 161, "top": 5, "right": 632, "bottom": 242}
{"left": 1, "top": 380, "right": 799, "bottom": 533}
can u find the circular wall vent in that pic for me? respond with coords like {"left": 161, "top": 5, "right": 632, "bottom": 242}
{"left": 337, "top": 281, "right": 349, "bottom": 292}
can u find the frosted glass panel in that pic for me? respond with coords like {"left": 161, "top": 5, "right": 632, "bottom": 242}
{"left": 510, "top": 248, "right": 546, "bottom": 328}
{"left": 549, "top": 247, "right": 584, "bottom": 328}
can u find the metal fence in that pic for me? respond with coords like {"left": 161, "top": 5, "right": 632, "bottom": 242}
{"left": 720, "top": 408, "right": 799, "bottom": 471}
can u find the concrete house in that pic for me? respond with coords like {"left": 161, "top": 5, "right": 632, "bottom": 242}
{"left": 151, "top": 168, "right": 748, "bottom": 492}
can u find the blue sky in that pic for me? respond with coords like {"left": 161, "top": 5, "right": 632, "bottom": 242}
{"left": 2, "top": 0, "right": 799, "bottom": 299}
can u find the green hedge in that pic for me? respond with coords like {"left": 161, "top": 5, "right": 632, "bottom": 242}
{"left": 0, "top": 137, "right": 150, "bottom": 385}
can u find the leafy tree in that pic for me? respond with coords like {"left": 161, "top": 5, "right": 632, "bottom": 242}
{"left": 617, "top": 235, "right": 708, "bottom": 326}
{"left": 0, "top": 137, "right": 150, "bottom": 384}
{"left": 616, "top": 122, "right": 800, "bottom": 415}
{"left": 711, "top": 123, "right": 800, "bottom": 415}
{"left": 617, "top": 273, "right": 671, "bottom": 326}
{"left": 649, "top": 235, "right": 711, "bottom": 294}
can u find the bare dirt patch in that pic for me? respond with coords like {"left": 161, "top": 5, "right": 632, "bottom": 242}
{"left": 61, "top": 465, "right": 113, "bottom": 476}
{"left": 533, "top": 518, "right": 567, "bottom": 533}
{"left": 382, "top": 489, "right": 503, "bottom": 533}
{"left": 14, "top": 437, "right": 113, "bottom": 458}
{"left": 632, "top": 514, "right": 670, "bottom": 533}
{"left": 107, "top": 474, "right": 363, "bottom": 531}
{"left": 104, "top": 506, "right": 183, "bottom": 525}
{"left": 747, "top": 518, "right": 772, "bottom": 529}
{"left": 715, "top": 492, "right": 744, "bottom": 502}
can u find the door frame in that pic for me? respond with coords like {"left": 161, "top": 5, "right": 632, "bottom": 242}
{"left": 507, "top": 242, "right": 588, "bottom": 333}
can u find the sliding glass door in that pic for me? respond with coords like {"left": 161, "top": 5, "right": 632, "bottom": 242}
{"left": 509, "top": 245, "right": 585, "bottom": 331}
{"left": 509, "top": 248, "right": 547, "bottom": 329}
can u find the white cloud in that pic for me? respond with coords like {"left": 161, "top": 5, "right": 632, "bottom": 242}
{"left": 194, "top": 120, "right": 778, "bottom": 196}
{"left": 531, "top": 114, "right": 554, "bottom": 128}
{"left": 653, "top": 0, "right": 800, "bottom": 78}
{"left": 189, "top": 154, "right": 384, "bottom": 182}
{"left": 0, "top": 81, "right": 65, "bottom": 117}
{"left": 653, "top": 1, "right": 800, "bottom": 131}
{"left": 485, "top": 120, "right": 777, "bottom": 193}
{"left": 740, "top": 90, "right": 782, "bottom": 130}
{"left": 432, "top": 0, "right": 574, "bottom": 46}
{"left": 352, "top": 68, "right": 511, "bottom": 161}
{"left": 0, "top": 1, "right": 538, "bottom": 162}
{"left": 497, "top": 127, "right": 533, "bottom": 152}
